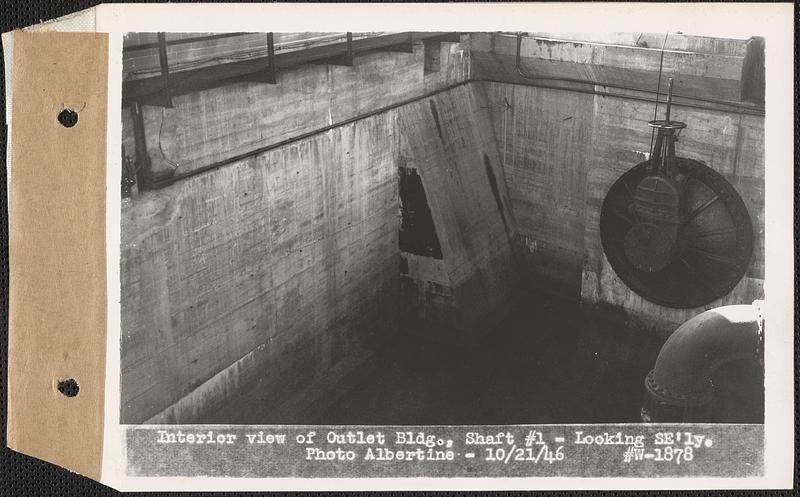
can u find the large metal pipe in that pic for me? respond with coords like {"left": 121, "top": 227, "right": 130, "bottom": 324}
{"left": 642, "top": 301, "right": 764, "bottom": 422}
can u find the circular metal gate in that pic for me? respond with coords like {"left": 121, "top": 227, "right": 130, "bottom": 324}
{"left": 600, "top": 157, "right": 754, "bottom": 308}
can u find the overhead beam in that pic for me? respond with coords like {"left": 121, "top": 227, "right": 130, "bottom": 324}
{"left": 469, "top": 32, "right": 762, "bottom": 110}
{"left": 312, "top": 32, "right": 354, "bottom": 66}
{"left": 122, "top": 32, "right": 460, "bottom": 106}
{"left": 233, "top": 32, "right": 277, "bottom": 84}
{"left": 427, "top": 32, "right": 462, "bottom": 43}
{"left": 124, "top": 32, "right": 249, "bottom": 52}
{"left": 156, "top": 33, "right": 173, "bottom": 108}
{"left": 379, "top": 32, "right": 414, "bottom": 53}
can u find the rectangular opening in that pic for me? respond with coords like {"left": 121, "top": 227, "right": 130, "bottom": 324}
{"left": 398, "top": 166, "right": 443, "bottom": 259}
{"left": 423, "top": 39, "right": 441, "bottom": 74}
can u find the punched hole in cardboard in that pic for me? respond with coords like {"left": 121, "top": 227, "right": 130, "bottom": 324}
{"left": 57, "top": 378, "right": 79, "bottom": 397}
{"left": 57, "top": 108, "right": 78, "bottom": 128}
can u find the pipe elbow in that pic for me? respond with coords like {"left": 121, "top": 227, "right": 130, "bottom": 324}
{"left": 645, "top": 303, "right": 763, "bottom": 412}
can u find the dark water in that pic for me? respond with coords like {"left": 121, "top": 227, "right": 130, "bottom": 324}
{"left": 319, "top": 292, "right": 664, "bottom": 425}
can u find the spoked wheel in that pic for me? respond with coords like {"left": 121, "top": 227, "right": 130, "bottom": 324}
{"left": 600, "top": 157, "right": 753, "bottom": 309}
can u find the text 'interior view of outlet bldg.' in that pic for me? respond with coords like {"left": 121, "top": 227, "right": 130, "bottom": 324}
{"left": 119, "top": 31, "right": 766, "bottom": 426}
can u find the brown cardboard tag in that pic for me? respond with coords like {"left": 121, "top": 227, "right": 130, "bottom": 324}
{"left": 7, "top": 31, "right": 108, "bottom": 480}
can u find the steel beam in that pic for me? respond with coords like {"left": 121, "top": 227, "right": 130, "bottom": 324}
{"left": 380, "top": 32, "right": 414, "bottom": 53}
{"left": 122, "top": 32, "right": 460, "bottom": 107}
{"left": 313, "top": 32, "right": 354, "bottom": 66}
{"left": 156, "top": 33, "right": 174, "bottom": 108}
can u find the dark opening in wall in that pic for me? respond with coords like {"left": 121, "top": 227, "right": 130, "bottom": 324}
{"left": 399, "top": 167, "right": 443, "bottom": 259}
{"left": 740, "top": 36, "right": 765, "bottom": 104}
{"left": 423, "top": 39, "right": 442, "bottom": 74}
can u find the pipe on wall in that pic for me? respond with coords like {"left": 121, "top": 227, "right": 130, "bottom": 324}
{"left": 142, "top": 81, "right": 472, "bottom": 189}
{"left": 134, "top": 76, "right": 763, "bottom": 192}
{"left": 642, "top": 301, "right": 764, "bottom": 422}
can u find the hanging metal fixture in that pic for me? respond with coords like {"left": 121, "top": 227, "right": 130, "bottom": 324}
{"left": 599, "top": 77, "right": 754, "bottom": 308}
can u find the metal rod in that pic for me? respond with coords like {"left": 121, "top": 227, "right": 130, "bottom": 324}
{"left": 267, "top": 32, "right": 276, "bottom": 78}
{"left": 157, "top": 33, "right": 170, "bottom": 85}
{"left": 665, "top": 77, "right": 674, "bottom": 122}
{"left": 471, "top": 78, "right": 764, "bottom": 117}
{"left": 142, "top": 74, "right": 764, "bottom": 190}
{"left": 156, "top": 33, "right": 173, "bottom": 107}
{"left": 131, "top": 101, "right": 152, "bottom": 188}
{"left": 148, "top": 80, "right": 473, "bottom": 189}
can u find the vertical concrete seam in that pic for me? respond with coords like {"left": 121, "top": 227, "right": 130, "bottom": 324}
{"left": 732, "top": 113, "right": 744, "bottom": 179}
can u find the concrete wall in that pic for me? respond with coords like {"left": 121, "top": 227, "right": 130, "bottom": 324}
{"left": 579, "top": 94, "right": 764, "bottom": 334}
{"left": 482, "top": 83, "right": 595, "bottom": 295}
{"left": 470, "top": 32, "right": 749, "bottom": 103}
{"left": 481, "top": 81, "right": 763, "bottom": 333}
{"left": 121, "top": 39, "right": 470, "bottom": 181}
{"left": 396, "top": 85, "right": 517, "bottom": 335}
{"left": 120, "top": 37, "right": 472, "bottom": 423}
{"left": 121, "top": 114, "right": 400, "bottom": 423}
{"left": 472, "top": 32, "right": 765, "bottom": 334}
{"left": 527, "top": 32, "right": 748, "bottom": 56}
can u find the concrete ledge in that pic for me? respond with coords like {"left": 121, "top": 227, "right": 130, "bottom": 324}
{"left": 528, "top": 32, "right": 748, "bottom": 57}
{"left": 470, "top": 33, "right": 752, "bottom": 106}
{"left": 580, "top": 255, "right": 764, "bottom": 337}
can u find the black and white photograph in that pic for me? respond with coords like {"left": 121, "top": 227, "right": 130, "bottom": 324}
{"left": 120, "top": 29, "right": 766, "bottom": 427}
{"left": 4, "top": 2, "right": 792, "bottom": 491}
{"left": 112, "top": 21, "right": 785, "bottom": 482}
